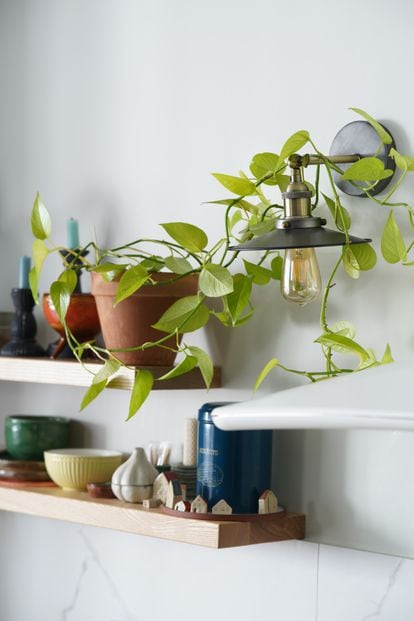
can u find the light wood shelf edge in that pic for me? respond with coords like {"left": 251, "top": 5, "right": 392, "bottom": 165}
{"left": 0, "top": 357, "right": 221, "bottom": 390}
{"left": 0, "top": 486, "right": 305, "bottom": 549}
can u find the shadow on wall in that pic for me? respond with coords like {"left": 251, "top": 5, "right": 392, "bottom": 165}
{"left": 273, "top": 429, "right": 400, "bottom": 554}
{"left": 204, "top": 280, "right": 324, "bottom": 391}
{"left": 203, "top": 284, "right": 287, "bottom": 389}
{"left": 272, "top": 430, "right": 354, "bottom": 543}
{"left": 70, "top": 420, "right": 108, "bottom": 449}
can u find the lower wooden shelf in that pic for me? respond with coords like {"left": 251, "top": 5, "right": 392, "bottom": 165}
{"left": 0, "top": 485, "right": 305, "bottom": 549}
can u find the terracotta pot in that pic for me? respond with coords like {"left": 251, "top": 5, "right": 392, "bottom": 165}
{"left": 91, "top": 271, "right": 198, "bottom": 366}
{"left": 43, "top": 292, "right": 101, "bottom": 358}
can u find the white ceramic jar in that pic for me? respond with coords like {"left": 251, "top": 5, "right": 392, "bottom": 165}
{"left": 111, "top": 447, "right": 158, "bottom": 503}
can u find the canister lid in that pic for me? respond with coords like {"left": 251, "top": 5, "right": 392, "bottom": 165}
{"left": 197, "top": 402, "right": 234, "bottom": 423}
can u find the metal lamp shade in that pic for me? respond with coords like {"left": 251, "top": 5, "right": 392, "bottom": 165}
{"left": 229, "top": 226, "right": 371, "bottom": 251}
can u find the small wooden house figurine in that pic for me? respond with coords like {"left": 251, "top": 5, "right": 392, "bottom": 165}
{"left": 142, "top": 498, "right": 162, "bottom": 509}
{"left": 211, "top": 499, "right": 232, "bottom": 515}
{"left": 166, "top": 479, "right": 182, "bottom": 509}
{"left": 190, "top": 495, "right": 208, "bottom": 514}
{"left": 174, "top": 500, "right": 191, "bottom": 512}
{"left": 153, "top": 471, "right": 178, "bottom": 505}
{"left": 258, "top": 490, "right": 278, "bottom": 514}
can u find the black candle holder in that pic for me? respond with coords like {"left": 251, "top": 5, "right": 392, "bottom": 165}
{"left": 0, "top": 288, "right": 46, "bottom": 357}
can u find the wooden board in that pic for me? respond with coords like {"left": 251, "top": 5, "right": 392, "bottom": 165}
{"left": 0, "top": 485, "right": 305, "bottom": 549}
{"left": 162, "top": 505, "right": 286, "bottom": 521}
{"left": 0, "top": 357, "right": 221, "bottom": 390}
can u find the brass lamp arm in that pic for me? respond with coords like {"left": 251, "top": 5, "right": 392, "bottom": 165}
{"left": 288, "top": 153, "right": 361, "bottom": 169}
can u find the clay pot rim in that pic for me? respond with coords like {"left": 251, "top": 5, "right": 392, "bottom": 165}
{"left": 91, "top": 270, "right": 198, "bottom": 298}
{"left": 6, "top": 415, "right": 70, "bottom": 424}
{"left": 42, "top": 292, "right": 95, "bottom": 301}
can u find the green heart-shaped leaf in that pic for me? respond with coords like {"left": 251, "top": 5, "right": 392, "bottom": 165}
{"left": 315, "top": 333, "right": 370, "bottom": 362}
{"left": 278, "top": 130, "right": 310, "bottom": 165}
{"left": 199, "top": 264, "right": 233, "bottom": 297}
{"left": 342, "top": 246, "right": 360, "bottom": 279}
{"left": 50, "top": 280, "right": 71, "bottom": 322}
{"left": 139, "top": 256, "right": 164, "bottom": 271}
{"left": 330, "top": 320, "right": 356, "bottom": 340}
{"left": 93, "top": 263, "right": 128, "bottom": 282}
{"left": 157, "top": 356, "right": 198, "bottom": 382}
{"left": 164, "top": 256, "right": 193, "bottom": 274}
{"left": 349, "top": 243, "right": 377, "bottom": 271}
{"left": 58, "top": 268, "right": 78, "bottom": 295}
{"left": 381, "top": 343, "right": 394, "bottom": 365}
{"left": 114, "top": 265, "right": 149, "bottom": 305}
{"left": 152, "top": 295, "right": 210, "bottom": 333}
{"left": 341, "top": 157, "right": 393, "bottom": 181}
{"left": 243, "top": 260, "right": 272, "bottom": 285}
{"left": 187, "top": 346, "right": 214, "bottom": 388}
{"left": 31, "top": 193, "right": 51, "bottom": 240}
{"left": 350, "top": 108, "right": 393, "bottom": 145}
{"left": 254, "top": 358, "right": 279, "bottom": 392}
{"left": 93, "top": 360, "right": 121, "bottom": 385}
{"left": 323, "top": 194, "right": 351, "bottom": 232}
{"left": 250, "top": 152, "right": 280, "bottom": 180}
{"left": 389, "top": 147, "right": 414, "bottom": 172}
{"left": 127, "top": 369, "right": 154, "bottom": 420}
{"left": 225, "top": 274, "right": 252, "bottom": 325}
{"left": 211, "top": 173, "right": 256, "bottom": 196}
{"left": 271, "top": 256, "right": 283, "bottom": 280}
{"left": 161, "top": 222, "right": 208, "bottom": 253}
{"left": 381, "top": 211, "right": 406, "bottom": 264}
{"left": 29, "top": 267, "right": 40, "bottom": 303}
{"left": 248, "top": 219, "right": 276, "bottom": 236}
{"left": 80, "top": 380, "right": 107, "bottom": 411}
{"left": 32, "top": 239, "right": 50, "bottom": 274}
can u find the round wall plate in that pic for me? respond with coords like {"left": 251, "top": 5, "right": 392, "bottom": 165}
{"left": 329, "top": 120, "right": 396, "bottom": 197}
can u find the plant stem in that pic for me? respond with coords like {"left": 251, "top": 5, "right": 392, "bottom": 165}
{"left": 312, "top": 165, "right": 320, "bottom": 210}
{"left": 319, "top": 253, "right": 343, "bottom": 374}
{"left": 110, "top": 238, "right": 204, "bottom": 266}
{"left": 380, "top": 169, "right": 406, "bottom": 204}
{"left": 309, "top": 140, "right": 350, "bottom": 243}
{"left": 320, "top": 254, "right": 342, "bottom": 333}
{"left": 277, "top": 362, "right": 352, "bottom": 383}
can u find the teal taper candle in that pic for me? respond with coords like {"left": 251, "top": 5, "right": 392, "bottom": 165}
{"left": 18, "top": 256, "right": 31, "bottom": 289}
{"left": 66, "top": 218, "right": 80, "bottom": 249}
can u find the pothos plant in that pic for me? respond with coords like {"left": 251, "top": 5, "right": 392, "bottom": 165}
{"left": 29, "top": 107, "right": 414, "bottom": 419}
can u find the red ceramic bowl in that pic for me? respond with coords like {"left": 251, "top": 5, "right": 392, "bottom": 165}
{"left": 43, "top": 293, "right": 101, "bottom": 357}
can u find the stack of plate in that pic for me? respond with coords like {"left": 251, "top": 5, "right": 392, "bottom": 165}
{"left": 172, "top": 463, "right": 197, "bottom": 500}
{"left": 0, "top": 312, "right": 13, "bottom": 348}
{"left": 0, "top": 450, "right": 51, "bottom": 482}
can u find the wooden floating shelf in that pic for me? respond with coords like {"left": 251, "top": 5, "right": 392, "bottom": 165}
{"left": 0, "top": 357, "right": 221, "bottom": 390}
{"left": 0, "top": 485, "right": 305, "bottom": 549}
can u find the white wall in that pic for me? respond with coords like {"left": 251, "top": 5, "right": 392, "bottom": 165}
{"left": 1, "top": 1, "right": 414, "bottom": 619}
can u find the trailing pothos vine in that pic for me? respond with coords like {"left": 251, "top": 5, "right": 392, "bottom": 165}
{"left": 29, "top": 108, "right": 414, "bottom": 418}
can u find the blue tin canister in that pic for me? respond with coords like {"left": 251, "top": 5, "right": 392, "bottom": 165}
{"left": 196, "top": 402, "right": 272, "bottom": 514}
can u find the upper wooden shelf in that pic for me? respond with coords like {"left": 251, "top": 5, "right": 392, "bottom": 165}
{"left": 0, "top": 357, "right": 221, "bottom": 390}
{"left": 0, "top": 485, "right": 305, "bottom": 549}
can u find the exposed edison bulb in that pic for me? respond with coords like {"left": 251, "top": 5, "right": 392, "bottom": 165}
{"left": 280, "top": 248, "right": 322, "bottom": 306}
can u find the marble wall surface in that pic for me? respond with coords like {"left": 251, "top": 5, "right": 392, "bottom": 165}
{"left": 1, "top": 512, "right": 413, "bottom": 621}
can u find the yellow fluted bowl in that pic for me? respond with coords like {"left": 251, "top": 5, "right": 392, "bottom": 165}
{"left": 44, "top": 449, "right": 123, "bottom": 491}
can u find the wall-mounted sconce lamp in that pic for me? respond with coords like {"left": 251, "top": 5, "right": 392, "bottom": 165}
{"left": 230, "top": 121, "right": 396, "bottom": 306}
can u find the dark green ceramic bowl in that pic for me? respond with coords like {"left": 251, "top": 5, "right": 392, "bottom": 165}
{"left": 5, "top": 416, "right": 70, "bottom": 461}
